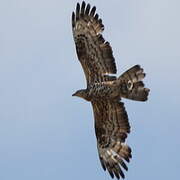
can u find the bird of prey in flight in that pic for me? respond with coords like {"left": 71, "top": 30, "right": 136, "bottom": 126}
{"left": 72, "top": 1, "right": 150, "bottom": 179}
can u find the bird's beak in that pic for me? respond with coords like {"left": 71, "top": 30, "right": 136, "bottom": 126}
{"left": 72, "top": 93, "right": 76, "bottom": 96}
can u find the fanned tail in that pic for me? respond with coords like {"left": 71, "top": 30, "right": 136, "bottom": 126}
{"left": 118, "top": 65, "right": 150, "bottom": 101}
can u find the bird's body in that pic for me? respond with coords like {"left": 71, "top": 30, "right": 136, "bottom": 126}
{"left": 73, "top": 81, "right": 120, "bottom": 101}
{"left": 73, "top": 64, "right": 149, "bottom": 102}
{"left": 72, "top": 2, "right": 150, "bottom": 179}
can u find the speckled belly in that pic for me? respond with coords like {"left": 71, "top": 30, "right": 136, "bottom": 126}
{"left": 88, "top": 82, "right": 120, "bottom": 99}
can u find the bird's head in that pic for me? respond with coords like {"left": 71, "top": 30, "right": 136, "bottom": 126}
{"left": 72, "top": 89, "right": 90, "bottom": 101}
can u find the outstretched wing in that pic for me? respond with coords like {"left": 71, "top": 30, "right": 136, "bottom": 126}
{"left": 92, "top": 100, "right": 132, "bottom": 179}
{"left": 72, "top": 1, "right": 117, "bottom": 86}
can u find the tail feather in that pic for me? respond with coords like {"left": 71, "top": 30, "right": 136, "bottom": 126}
{"left": 118, "top": 65, "right": 150, "bottom": 101}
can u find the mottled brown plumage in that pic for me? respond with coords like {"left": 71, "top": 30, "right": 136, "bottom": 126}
{"left": 72, "top": 1, "right": 150, "bottom": 179}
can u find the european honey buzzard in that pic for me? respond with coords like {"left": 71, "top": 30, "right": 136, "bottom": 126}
{"left": 72, "top": 1, "right": 150, "bottom": 179}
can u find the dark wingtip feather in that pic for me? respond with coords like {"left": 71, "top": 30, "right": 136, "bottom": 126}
{"left": 98, "top": 18, "right": 102, "bottom": 24}
{"left": 114, "top": 171, "right": 120, "bottom": 179}
{"left": 100, "top": 157, "right": 106, "bottom": 171}
{"left": 81, "top": 1, "right": 86, "bottom": 15}
{"left": 90, "top": 6, "right": 96, "bottom": 16}
{"left": 106, "top": 163, "right": 115, "bottom": 179}
{"left": 124, "top": 156, "right": 130, "bottom": 163}
{"left": 82, "top": 1, "right": 86, "bottom": 7}
{"left": 72, "top": 12, "right": 75, "bottom": 27}
{"left": 76, "top": 2, "right": 80, "bottom": 20}
{"left": 128, "top": 146, "right": 132, "bottom": 153}
{"left": 85, "top": 3, "right": 91, "bottom": 15}
{"left": 120, "top": 160, "right": 128, "bottom": 171}
{"left": 119, "top": 168, "right": 125, "bottom": 179}
{"left": 94, "top": 13, "right": 99, "bottom": 20}
{"left": 108, "top": 170, "right": 114, "bottom": 179}
{"left": 134, "top": 64, "right": 141, "bottom": 69}
{"left": 76, "top": 2, "right": 80, "bottom": 11}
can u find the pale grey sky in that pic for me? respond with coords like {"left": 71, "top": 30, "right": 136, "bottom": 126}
{"left": 0, "top": 0, "right": 180, "bottom": 180}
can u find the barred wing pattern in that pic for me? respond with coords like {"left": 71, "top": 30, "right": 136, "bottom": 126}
{"left": 72, "top": 1, "right": 117, "bottom": 86}
{"left": 72, "top": 1, "right": 133, "bottom": 179}
{"left": 92, "top": 100, "right": 131, "bottom": 179}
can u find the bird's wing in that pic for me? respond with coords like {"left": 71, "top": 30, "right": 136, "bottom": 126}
{"left": 72, "top": 2, "right": 117, "bottom": 86}
{"left": 91, "top": 100, "right": 132, "bottom": 179}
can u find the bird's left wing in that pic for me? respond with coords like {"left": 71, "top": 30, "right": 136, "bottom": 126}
{"left": 91, "top": 100, "right": 132, "bottom": 179}
{"left": 72, "top": 1, "right": 117, "bottom": 86}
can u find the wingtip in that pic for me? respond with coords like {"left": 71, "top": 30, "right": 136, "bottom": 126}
{"left": 94, "top": 13, "right": 99, "bottom": 20}
{"left": 76, "top": 2, "right": 80, "bottom": 8}
{"left": 82, "top": 1, "right": 86, "bottom": 8}
{"left": 108, "top": 171, "right": 114, "bottom": 179}
{"left": 76, "top": 2, "right": 80, "bottom": 19}
{"left": 81, "top": 1, "right": 86, "bottom": 15}
{"left": 72, "top": 12, "right": 75, "bottom": 27}
{"left": 90, "top": 6, "right": 96, "bottom": 17}
{"left": 100, "top": 157, "right": 106, "bottom": 171}
{"left": 85, "top": 3, "right": 91, "bottom": 15}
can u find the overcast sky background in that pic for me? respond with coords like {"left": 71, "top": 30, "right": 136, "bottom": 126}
{"left": 0, "top": 0, "right": 180, "bottom": 180}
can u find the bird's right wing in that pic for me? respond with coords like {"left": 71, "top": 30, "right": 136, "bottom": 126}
{"left": 72, "top": 1, "right": 117, "bottom": 86}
